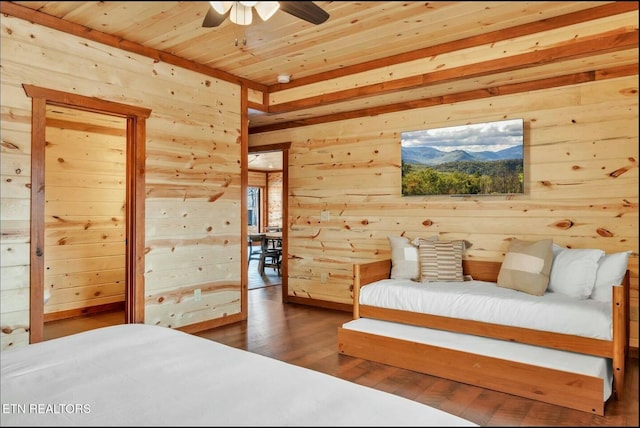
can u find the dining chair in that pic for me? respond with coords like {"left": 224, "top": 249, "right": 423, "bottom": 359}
{"left": 248, "top": 234, "right": 264, "bottom": 266}
{"left": 259, "top": 235, "right": 282, "bottom": 275}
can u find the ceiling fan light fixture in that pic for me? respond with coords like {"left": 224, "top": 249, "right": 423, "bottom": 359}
{"left": 230, "top": 2, "right": 253, "bottom": 25}
{"left": 255, "top": 2, "right": 280, "bottom": 21}
{"left": 203, "top": 2, "right": 329, "bottom": 29}
{"left": 209, "top": 1, "right": 233, "bottom": 15}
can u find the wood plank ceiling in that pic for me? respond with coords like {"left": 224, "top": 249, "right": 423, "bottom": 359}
{"left": 3, "top": 1, "right": 638, "bottom": 135}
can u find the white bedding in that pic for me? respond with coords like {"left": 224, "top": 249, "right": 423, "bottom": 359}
{"left": 0, "top": 324, "right": 476, "bottom": 427}
{"left": 359, "top": 279, "right": 612, "bottom": 340}
{"left": 342, "top": 318, "right": 613, "bottom": 401}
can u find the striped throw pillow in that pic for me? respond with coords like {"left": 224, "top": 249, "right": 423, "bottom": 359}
{"left": 418, "top": 240, "right": 465, "bottom": 282}
{"left": 497, "top": 238, "right": 553, "bottom": 296}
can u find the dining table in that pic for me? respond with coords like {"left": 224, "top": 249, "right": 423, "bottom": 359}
{"left": 264, "top": 231, "right": 282, "bottom": 249}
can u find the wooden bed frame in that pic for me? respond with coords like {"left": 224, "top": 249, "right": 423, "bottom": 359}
{"left": 337, "top": 259, "right": 630, "bottom": 415}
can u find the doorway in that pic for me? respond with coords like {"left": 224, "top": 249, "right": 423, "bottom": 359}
{"left": 25, "top": 85, "right": 150, "bottom": 343}
{"left": 247, "top": 144, "right": 289, "bottom": 299}
{"left": 42, "top": 105, "right": 127, "bottom": 340}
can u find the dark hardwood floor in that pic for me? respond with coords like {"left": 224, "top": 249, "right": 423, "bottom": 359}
{"left": 195, "top": 286, "right": 639, "bottom": 427}
{"left": 248, "top": 256, "right": 281, "bottom": 289}
{"left": 43, "top": 308, "right": 124, "bottom": 341}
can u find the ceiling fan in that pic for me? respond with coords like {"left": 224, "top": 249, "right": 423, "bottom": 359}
{"left": 203, "top": 1, "right": 330, "bottom": 28}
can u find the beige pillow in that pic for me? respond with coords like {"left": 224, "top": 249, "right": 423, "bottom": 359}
{"left": 388, "top": 235, "right": 437, "bottom": 280}
{"left": 497, "top": 238, "right": 553, "bottom": 296}
{"left": 418, "top": 240, "right": 465, "bottom": 282}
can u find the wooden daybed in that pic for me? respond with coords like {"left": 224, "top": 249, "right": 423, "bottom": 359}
{"left": 337, "top": 259, "right": 629, "bottom": 415}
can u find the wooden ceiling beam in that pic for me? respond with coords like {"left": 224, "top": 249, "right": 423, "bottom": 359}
{"left": 268, "top": 2, "right": 639, "bottom": 92}
{"left": 267, "top": 30, "right": 638, "bottom": 114}
{"left": 249, "top": 64, "right": 638, "bottom": 134}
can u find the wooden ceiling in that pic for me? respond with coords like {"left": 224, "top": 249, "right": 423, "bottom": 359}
{"left": 3, "top": 1, "right": 638, "bottom": 133}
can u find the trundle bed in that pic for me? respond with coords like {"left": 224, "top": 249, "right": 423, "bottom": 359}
{"left": 1, "top": 323, "right": 477, "bottom": 426}
{"left": 337, "top": 257, "right": 630, "bottom": 415}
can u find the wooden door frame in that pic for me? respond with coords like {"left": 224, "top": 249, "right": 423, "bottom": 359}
{"left": 248, "top": 143, "right": 290, "bottom": 303}
{"left": 23, "top": 84, "right": 151, "bottom": 343}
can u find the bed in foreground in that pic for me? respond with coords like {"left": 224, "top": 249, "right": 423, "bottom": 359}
{"left": 1, "top": 324, "right": 476, "bottom": 427}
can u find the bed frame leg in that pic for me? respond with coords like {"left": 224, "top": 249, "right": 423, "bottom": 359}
{"left": 613, "top": 366, "right": 624, "bottom": 400}
{"left": 612, "top": 281, "right": 628, "bottom": 400}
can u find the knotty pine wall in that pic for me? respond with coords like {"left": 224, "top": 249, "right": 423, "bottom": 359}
{"left": 267, "top": 172, "right": 283, "bottom": 229}
{"left": 250, "top": 75, "right": 639, "bottom": 348}
{"left": 44, "top": 111, "right": 126, "bottom": 319}
{"left": 248, "top": 170, "right": 268, "bottom": 188}
{"left": 0, "top": 15, "right": 243, "bottom": 350}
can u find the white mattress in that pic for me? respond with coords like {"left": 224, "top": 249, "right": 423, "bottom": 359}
{"left": 359, "top": 279, "right": 612, "bottom": 340}
{"left": 0, "top": 324, "right": 477, "bottom": 427}
{"left": 342, "top": 318, "right": 613, "bottom": 401}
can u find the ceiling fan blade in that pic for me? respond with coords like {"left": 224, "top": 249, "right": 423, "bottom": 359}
{"left": 202, "top": 7, "right": 229, "bottom": 28}
{"left": 279, "top": 1, "right": 329, "bottom": 25}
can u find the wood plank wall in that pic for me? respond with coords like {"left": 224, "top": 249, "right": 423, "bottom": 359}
{"left": 250, "top": 76, "right": 639, "bottom": 348}
{"left": 248, "top": 170, "right": 267, "bottom": 188}
{"left": 267, "top": 172, "right": 283, "bottom": 228}
{"left": 0, "top": 15, "right": 243, "bottom": 350}
{"left": 43, "top": 109, "right": 127, "bottom": 318}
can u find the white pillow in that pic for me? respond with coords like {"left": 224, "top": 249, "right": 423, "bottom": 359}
{"left": 590, "top": 251, "right": 632, "bottom": 302}
{"left": 387, "top": 235, "right": 437, "bottom": 280}
{"left": 549, "top": 245, "right": 604, "bottom": 299}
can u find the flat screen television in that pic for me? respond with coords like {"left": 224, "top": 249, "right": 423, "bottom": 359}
{"left": 401, "top": 118, "right": 524, "bottom": 196}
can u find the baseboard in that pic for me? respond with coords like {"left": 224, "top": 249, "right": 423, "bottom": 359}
{"left": 44, "top": 301, "right": 125, "bottom": 323}
{"left": 285, "top": 295, "right": 351, "bottom": 312}
{"left": 177, "top": 311, "right": 246, "bottom": 334}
